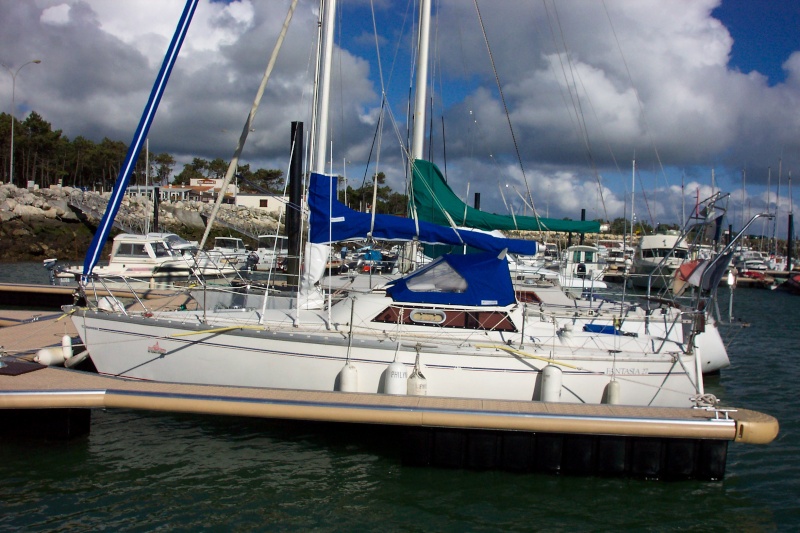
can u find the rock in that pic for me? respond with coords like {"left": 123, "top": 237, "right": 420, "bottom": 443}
{"left": 59, "top": 209, "right": 79, "bottom": 222}
{"left": 13, "top": 204, "right": 46, "bottom": 220}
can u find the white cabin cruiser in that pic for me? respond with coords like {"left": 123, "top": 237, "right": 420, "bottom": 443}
{"left": 629, "top": 232, "right": 689, "bottom": 290}
{"left": 211, "top": 236, "right": 250, "bottom": 267}
{"left": 558, "top": 244, "right": 608, "bottom": 292}
{"left": 57, "top": 232, "right": 237, "bottom": 285}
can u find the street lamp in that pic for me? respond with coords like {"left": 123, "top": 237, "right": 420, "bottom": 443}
{"left": 2, "top": 59, "right": 42, "bottom": 186}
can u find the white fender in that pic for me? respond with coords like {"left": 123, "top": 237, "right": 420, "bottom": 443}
{"left": 34, "top": 347, "right": 66, "bottom": 366}
{"left": 541, "top": 364, "right": 563, "bottom": 402}
{"left": 337, "top": 362, "right": 359, "bottom": 392}
{"left": 384, "top": 361, "right": 408, "bottom": 395}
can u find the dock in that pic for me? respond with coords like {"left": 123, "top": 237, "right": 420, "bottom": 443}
{"left": 0, "top": 297, "right": 780, "bottom": 480}
{"left": 0, "top": 282, "right": 185, "bottom": 309}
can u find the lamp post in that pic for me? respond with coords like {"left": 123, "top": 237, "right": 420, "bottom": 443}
{"left": 2, "top": 59, "right": 42, "bottom": 186}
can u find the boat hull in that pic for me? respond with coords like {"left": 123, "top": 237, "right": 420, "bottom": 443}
{"left": 72, "top": 309, "right": 702, "bottom": 408}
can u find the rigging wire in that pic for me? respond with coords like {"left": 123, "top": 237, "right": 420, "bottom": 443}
{"left": 546, "top": 2, "right": 608, "bottom": 220}
{"left": 472, "top": 0, "right": 540, "bottom": 226}
{"left": 601, "top": 0, "right": 678, "bottom": 224}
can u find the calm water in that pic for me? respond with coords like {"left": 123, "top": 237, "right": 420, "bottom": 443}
{"left": 0, "top": 262, "right": 798, "bottom": 531}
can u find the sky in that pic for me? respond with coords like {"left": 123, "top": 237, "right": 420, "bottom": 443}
{"left": 1, "top": 0, "right": 800, "bottom": 237}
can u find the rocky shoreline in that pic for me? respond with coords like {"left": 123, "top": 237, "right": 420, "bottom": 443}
{"left": 0, "top": 183, "right": 282, "bottom": 263}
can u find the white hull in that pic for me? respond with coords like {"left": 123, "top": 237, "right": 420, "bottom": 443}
{"left": 72, "top": 294, "right": 706, "bottom": 407}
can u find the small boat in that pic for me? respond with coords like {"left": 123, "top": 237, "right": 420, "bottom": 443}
{"left": 598, "top": 240, "right": 634, "bottom": 267}
{"left": 210, "top": 236, "right": 250, "bottom": 267}
{"left": 57, "top": 232, "right": 237, "bottom": 286}
{"left": 251, "top": 234, "right": 289, "bottom": 271}
{"left": 558, "top": 244, "right": 608, "bottom": 292}
{"left": 628, "top": 232, "right": 689, "bottom": 291}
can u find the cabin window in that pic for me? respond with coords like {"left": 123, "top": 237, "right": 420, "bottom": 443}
{"left": 409, "top": 309, "right": 446, "bottom": 325}
{"left": 260, "top": 199, "right": 269, "bottom": 208}
{"left": 115, "top": 243, "right": 149, "bottom": 257}
{"left": 373, "top": 306, "right": 516, "bottom": 332}
{"left": 152, "top": 242, "right": 171, "bottom": 258}
{"left": 406, "top": 258, "right": 467, "bottom": 293}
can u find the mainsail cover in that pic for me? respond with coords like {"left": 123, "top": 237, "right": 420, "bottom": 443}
{"left": 412, "top": 159, "right": 601, "bottom": 233}
{"left": 308, "top": 172, "right": 537, "bottom": 256}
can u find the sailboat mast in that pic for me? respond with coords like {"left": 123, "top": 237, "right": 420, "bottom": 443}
{"left": 312, "top": 0, "right": 336, "bottom": 175}
{"left": 411, "top": 0, "right": 431, "bottom": 161}
{"left": 630, "top": 158, "right": 636, "bottom": 236}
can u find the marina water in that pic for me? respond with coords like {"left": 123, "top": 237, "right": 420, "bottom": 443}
{"left": 1, "top": 262, "right": 798, "bottom": 530}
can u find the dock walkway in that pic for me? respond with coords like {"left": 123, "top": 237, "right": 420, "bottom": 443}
{"left": 0, "top": 361, "right": 777, "bottom": 444}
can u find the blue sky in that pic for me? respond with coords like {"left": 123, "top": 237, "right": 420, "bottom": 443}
{"left": 713, "top": 0, "right": 800, "bottom": 85}
{"left": 2, "top": 0, "right": 800, "bottom": 236}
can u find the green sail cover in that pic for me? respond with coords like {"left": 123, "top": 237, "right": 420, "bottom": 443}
{"left": 412, "top": 159, "right": 600, "bottom": 233}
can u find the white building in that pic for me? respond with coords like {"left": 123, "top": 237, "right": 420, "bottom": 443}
{"left": 235, "top": 193, "right": 289, "bottom": 218}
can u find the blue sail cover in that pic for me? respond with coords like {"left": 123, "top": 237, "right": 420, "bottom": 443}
{"left": 308, "top": 173, "right": 537, "bottom": 256}
{"left": 385, "top": 252, "right": 515, "bottom": 307}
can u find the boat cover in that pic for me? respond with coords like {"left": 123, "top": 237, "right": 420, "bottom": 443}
{"left": 308, "top": 173, "right": 537, "bottom": 256}
{"left": 411, "top": 159, "right": 601, "bottom": 233}
{"left": 385, "top": 252, "right": 516, "bottom": 307}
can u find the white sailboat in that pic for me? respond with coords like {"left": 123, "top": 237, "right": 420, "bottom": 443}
{"left": 67, "top": 0, "right": 737, "bottom": 407}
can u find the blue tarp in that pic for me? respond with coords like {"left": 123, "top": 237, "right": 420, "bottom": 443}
{"left": 308, "top": 173, "right": 537, "bottom": 256}
{"left": 385, "top": 252, "right": 516, "bottom": 307}
{"left": 583, "top": 324, "right": 620, "bottom": 335}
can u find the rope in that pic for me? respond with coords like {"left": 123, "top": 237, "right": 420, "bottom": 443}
{"left": 691, "top": 393, "right": 720, "bottom": 408}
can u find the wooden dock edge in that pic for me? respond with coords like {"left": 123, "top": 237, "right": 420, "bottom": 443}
{"left": 0, "top": 367, "right": 779, "bottom": 445}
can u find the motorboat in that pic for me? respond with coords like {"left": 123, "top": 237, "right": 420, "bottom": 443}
{"left": 251, "top": 234, "right": 289, "bottom": 271}
{"left": 558, "top": 244, "right": 608, "bottom": 292}
{"left": 628, "top": 232, "right": 689, "bottom": 290}
{"left": 56, "top": 232, "right": 237, "bottom": 286}
{"left": 211, "top": 236, "right": 250, "bottom": 268}
{"left": 598, "top": 240, "right": 634, "bottom": 267}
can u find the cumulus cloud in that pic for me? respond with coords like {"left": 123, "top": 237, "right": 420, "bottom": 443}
{"left": 1, "top": 0, "right": 798, "bottom": 233}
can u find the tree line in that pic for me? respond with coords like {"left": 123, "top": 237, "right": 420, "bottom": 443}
{"left": 0, "top": 111, "right": 288, "bottom": 193}
{"left": 0, "top": 111, "right": 172, "bottom": 189}
{"left": 0, "top": 111, "right": 412, "bottom": 210}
